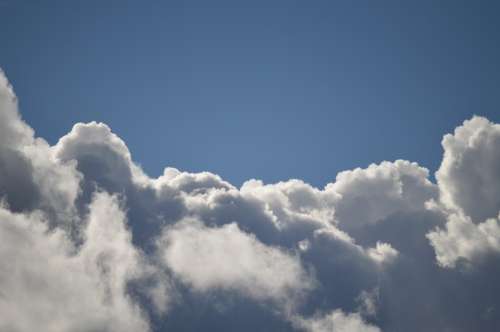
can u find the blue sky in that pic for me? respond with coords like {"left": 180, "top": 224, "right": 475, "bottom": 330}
{"left": 1, "top": 0, "right": 499, "bottom": 187}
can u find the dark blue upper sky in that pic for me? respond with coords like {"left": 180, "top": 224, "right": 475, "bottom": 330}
{"left": 1, "top": 0, "right": 499, "bottom": 187}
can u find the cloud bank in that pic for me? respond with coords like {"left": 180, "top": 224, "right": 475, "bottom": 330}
{"left": 1, "top": 69, "right": 500, "bottom": 331}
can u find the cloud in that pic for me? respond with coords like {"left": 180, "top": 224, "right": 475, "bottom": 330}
{"left": 427, "top": 213, "right": 500, "bottom": 268}
{"left": 157, "top": 218, "right": 314, "bottom": 308}
{"left": 427, "top": 117, "right": 500, "bottom": 268}
{"left": 292, "top": 309, "right": 381, "bottom": 332}
{"left": 0, "top": 192, "right": 150, "bottom": 332}
{"left": 326, "top": 160, "right": 438, "bottom": 233}
{"left": 2, "top": 69, "right": 500, "bottom": 331}
{"left": 0, "top": 69, "right": 81, "bottom": 223}
{"left": 436, "top": 116, "right": 500, "bottom": 222}
{"left": 367, "top": 242, "right": 399, "bottom": 265}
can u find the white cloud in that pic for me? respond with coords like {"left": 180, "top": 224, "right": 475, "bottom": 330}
{"left": 0, "top": 69, "right": 81, "bottom": 222}
{"left": 55, "top": 121, "right": 149, "bottom": 188}
{"left": 356, "top": 288, "right": 379, "bottom": 318}
{"left": 427, "top": 116, "right": 500, "bottom": 268}
{"left": 326, "top": 160, "right": 437, "bottom": 232}
{"left": 436, "top": 116, "right": 500, "bottom": 222}
{"left": 157, "top": 218, "right": 314, "bottom": 308}
{"left": 154, "top": 167, "right": 235, "bottom": 194}
{"left": 292, "top": 310, "right": 381, "bottom": 332}
{"left": 0, "top": 192, "right": 150, "bottom": 332}
{"left": 367, "top": 241, "right": 399, "bottom": 265}
{"left": 427, "top": 213, "right": 500, "bottom": 268}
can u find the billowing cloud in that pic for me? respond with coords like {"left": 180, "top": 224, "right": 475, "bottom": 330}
{"left": 427, "top": 213, "right": 500, "bottom": 268}
{"left": 326, "top": 160, "right": 438, "bottom": 232}
{"left": 157, "top": 218, "right": 314, "bottom": 307}
{"left": 0, "top": 70, "right": 81, "bottom": 223}
{"left": 0, "top": 192, "right": 151, "bottom": 332}
{"left": 425, "top": 116, "right": 500, "bottom": 268}
{"left": 2, "top": 69, "right": 500, "bottom": 331}
{"left": 436, "top": 116, "right": 500, "bottom": 222}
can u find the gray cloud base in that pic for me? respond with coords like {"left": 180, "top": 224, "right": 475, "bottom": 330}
{"left": 1, "top": 69, "right": 500, "bottom": 331}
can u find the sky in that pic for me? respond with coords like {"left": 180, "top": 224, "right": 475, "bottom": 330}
{"left": 2, "top": 2, "right": 500, "bottom": 332}
{"left": 1, "top": 0, "right": 499, "bottom": 186}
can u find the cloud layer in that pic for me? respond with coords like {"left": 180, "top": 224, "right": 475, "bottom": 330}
{"left": 1, "top": 69, "right": 500, "bottom": 331}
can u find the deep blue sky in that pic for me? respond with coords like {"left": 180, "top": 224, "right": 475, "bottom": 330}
{"left": 1, "top": 0, "right": 499, "bottom": 187}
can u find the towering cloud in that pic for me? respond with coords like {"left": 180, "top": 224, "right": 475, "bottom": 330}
{"left": 1, "top": 69, "right": 500, "bottom": 331}
{"left": 428, "top": 116, "right": 500, "bottom": 268}
{"left": 0, "top": 70, "right": 81, "bottom": 222}
{"left": 0, "top": 192, "right": 151, "bottom": 332}
{"left": 436, "top": 116, "right": 500, "bottom": 221}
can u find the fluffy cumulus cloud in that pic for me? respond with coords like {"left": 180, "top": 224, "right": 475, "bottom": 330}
{"left": 427, "top": 116, "right": 500, "bottom": 268}
{"left": 158, "top": 219, "right": 313, "bottom": 307}
{"left": 0, "top": 192, "right": 150, "bottom": 332}
{"left": 427, "top": 213, "right": 500, "bottom": 268}
{"left": 436, "top": 116, "right": 500, "bottom": 221}
{"left": 0, "top": 71, "right": 81, "bottom": 223}
{"left": 326, "top": 160, "right": 438, "bottom": 232}
{"left": 1, "top": 69, "right": 500, "bottom": 331}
